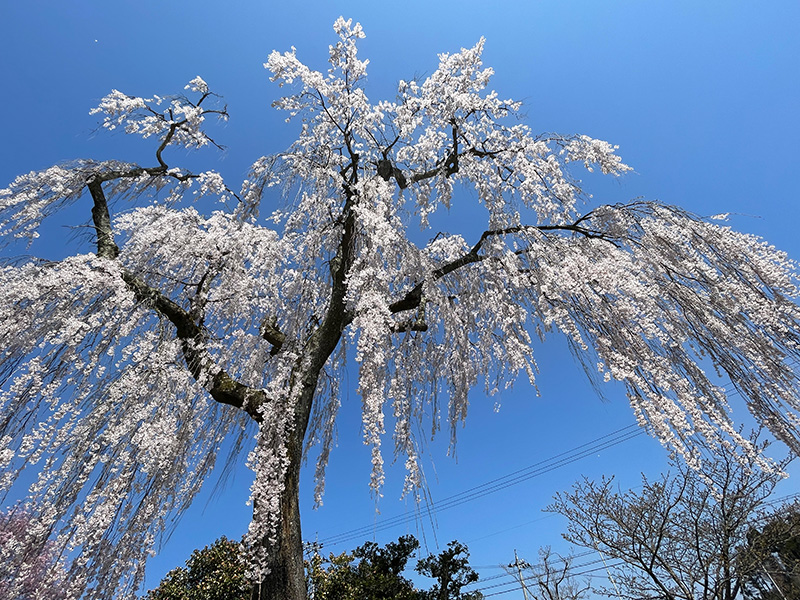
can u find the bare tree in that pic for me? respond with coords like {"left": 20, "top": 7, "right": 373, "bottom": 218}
{"left": 506, "top": 547, "right": 589, "bottom": 600}
{"left": 549, "top": 438, "right": 792, "bottom": 600}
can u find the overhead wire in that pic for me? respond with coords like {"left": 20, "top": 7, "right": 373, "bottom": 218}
{"left": 317, "top": 423, "right": 644, "bottom": 548}
{"left": 467, "top": 490, "right": 800, "bottom": 597}
{"left": 316, "top": 361, "right": 790, "bottom": 548}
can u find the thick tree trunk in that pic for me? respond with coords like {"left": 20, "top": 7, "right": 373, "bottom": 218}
{"left": 250, "top": 448, "right": 307, "bottom": 600}
{"left": 250, "top": 183, "right": 353, "bottom": 600}
{"left": 250, "top": 367, "right": 322, "bottom": 600}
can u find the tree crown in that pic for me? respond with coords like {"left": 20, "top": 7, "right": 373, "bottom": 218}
{"left": 0, "top": 16, "right": 798, "bottom": 598}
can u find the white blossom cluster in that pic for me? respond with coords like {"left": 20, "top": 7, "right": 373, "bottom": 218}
{"left": 0, "top": 162, "right": 107, "bottom": 242}
{"left": 0, "top": 159, "right": 231, "bottom": 248}
{"left": 90, "top": 77, "right": 226, "bottom": 150}
{"left": 0, "top": 16, "right": 798, "bottom": 597}
{"left": 0, "top": 256, "right": 254, "bottom": 598}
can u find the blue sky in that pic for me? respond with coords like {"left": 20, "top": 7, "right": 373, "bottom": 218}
{"left": 1, "top": 1, "right": 799, "bottom": 596}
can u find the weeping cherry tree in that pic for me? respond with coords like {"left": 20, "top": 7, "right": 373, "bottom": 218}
{"left": 1, "top": 17, "right": 799, "bottom": 600}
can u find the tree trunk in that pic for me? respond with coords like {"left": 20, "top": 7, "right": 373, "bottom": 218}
{"left": 249, "top": 202, "right": 351, "bottom": 600}
{"left": 250, "top": 429, "right": 307, "bottom": 600}
{"left": 249, "top": 361, "right": 324, "bottom": 600}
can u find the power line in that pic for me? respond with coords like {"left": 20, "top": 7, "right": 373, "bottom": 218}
{"left": 316, "top": 363, "right": 788, "bottom": 548}
{"left": 470, "top": 491, "right": 800, "bottom": 597}
{"left": 317, "top": 423, "right": 644, "bottom": 547}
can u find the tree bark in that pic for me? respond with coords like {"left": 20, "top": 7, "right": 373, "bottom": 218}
{"left": 251, "top": 432, "right": 307, "bottom": 600}
{"left": 250, "top": 337, "right": 342, "bottom": 600}
{"left": 250, "top": 155, "right": 356, "bottom": 600}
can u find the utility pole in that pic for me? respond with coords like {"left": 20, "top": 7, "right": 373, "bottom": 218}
{"left": 593, "top": 538, "right": 622, "bottom": 599}
{"left": 508, "top": 549, "right": 530, "bottom": 600}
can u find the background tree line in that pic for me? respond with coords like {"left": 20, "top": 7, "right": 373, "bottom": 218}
{"left": 144, "top": 534, "right": 482, "bottom": 600}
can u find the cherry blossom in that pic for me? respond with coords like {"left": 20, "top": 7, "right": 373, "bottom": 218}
{"left": 0, "top": 17, "right": 798, "bottom": 600}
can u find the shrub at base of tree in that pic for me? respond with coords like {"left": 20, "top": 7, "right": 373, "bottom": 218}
{"left": 146, "top": 537, "right": 250, "bottom": 600}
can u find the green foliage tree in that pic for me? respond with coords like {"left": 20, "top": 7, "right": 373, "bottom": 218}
{"left": 305, "top": 550, "right": 357, "bottom": 600}
{"left": 307, "top": 535, "right": 421, "bottom": 600}
{"left": 741, "top": 502, "right": 800, "bottom": 599}
{"left": 146, "top": 536, "right": 250, "bottom": 600}
{"left": 306, "top": 535, "right": 483, "bottom": 600}
{"left": 151, "top": 534, "right": 484, "bottom": 600}
{"left": 416, "top": 540, "right": 483, "bottom": 600}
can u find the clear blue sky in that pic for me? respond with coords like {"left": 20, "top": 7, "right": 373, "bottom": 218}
{"left": 1, "top": 1, "right": 799, "bottom": 596}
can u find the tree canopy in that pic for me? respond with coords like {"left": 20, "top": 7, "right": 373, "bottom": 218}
{"left": 416, "top": 540, "right": 482, "bottom": 600}
{"left": 742, "top": 501, "right": 800, "bottom": 599}
{"left": 0, "top": 16, "right": 799, "bottom": 600}
{"left": 307, "top": 535, "right": 483, "bottom": 600}
{"left": 307, "top": 535, "right": 421, "bottom": 600}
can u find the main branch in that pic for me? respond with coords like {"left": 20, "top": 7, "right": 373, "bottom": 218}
{"left": 389, "top": 218, "right": 609, "bottom": 314}
{"left": 87, "top": 174, "right": 268, "bottom": 422}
